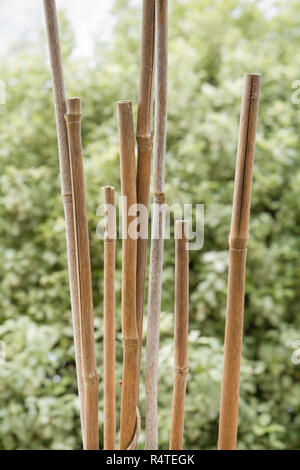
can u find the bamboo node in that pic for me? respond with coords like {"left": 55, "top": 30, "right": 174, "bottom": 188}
{"left": 229, "top": 236, "right": 248, "bottom": 250}
{"left": 175, "top": 366, "right": 189, "bottom": 377}
{"left": 83, "top": 372, "right": 99, "bottom": 386}
{"left": 62, "top": 193, "right": 72, "bottom": 202}
{"left": 122, "top": 337, "right": 139, "bottom": 350}
{"left": 153, "top": 191, "right": 166, "bottom": 204}
{"left": 136, "top": 134, "right": 153, "bottom": 150}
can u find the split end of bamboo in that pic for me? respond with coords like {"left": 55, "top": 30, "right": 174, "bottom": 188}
{"left": 118, "top": 97, "right": 139, "bottom": 449}
{"left": 103, "top": 186, "right": 116, "bottom": 243}
{"left": 117, "top": 101, "right": 136, "bottom": 202}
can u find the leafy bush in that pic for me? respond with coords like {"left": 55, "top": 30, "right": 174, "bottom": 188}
{"left": 1, "top": 0, "right": 300, "bottom": 449}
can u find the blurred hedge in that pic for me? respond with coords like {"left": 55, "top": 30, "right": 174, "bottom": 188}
{"left": 1, "top": 0, "right": 300, "bottom": 449}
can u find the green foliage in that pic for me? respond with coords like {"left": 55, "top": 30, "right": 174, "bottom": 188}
{"left": 1, "top": 0, "right": 300, "bottom": 449}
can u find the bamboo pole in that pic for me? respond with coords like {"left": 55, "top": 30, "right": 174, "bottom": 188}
{"left": 136, "top": 0, "right": 156, "bottom": 405}
{"left": 103, "top": 186, "right": 116, "bottom": 450}
{"left": 118, "top": 101, "right": 139, "bottom": 450}
{"left": 169, "top": 220, "right": 189, "bottom": 450}
{"left": 145, "top": 0, "right": 168, "bottom": 450}
{"left": 218, "top": 73, "right": 261, "bottom": 450}
{"left": 65, "top": 97, "right": 99, "bottom": 450}
{"left": 43, "top": 0, "right": 85, "bottom": 442}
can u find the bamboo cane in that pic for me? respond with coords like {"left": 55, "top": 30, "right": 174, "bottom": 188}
{"left": 103, "top": 186, "right": 116, "bottom": 450}
{"left": 118, "top": 101, "right": 139, "bottom": 450}
{"left": 136, "top": 0, "right": 156, "bottom": 403}
{"left": 218, "top": 73, "right": 261, "bottom": 450}
{"left": 65, "top": 97, "right": 99, "bottom": 450}
{"left": 169, "top": 220, "right": 189, "bottom": 450}
{"left": 43, "top": 0, "right": 85, "bottom": 442}
{"left": 145, "top": 0, "right": 168, "bottom": 450}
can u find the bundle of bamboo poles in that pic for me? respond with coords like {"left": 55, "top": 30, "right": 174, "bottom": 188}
{"left": 44, "top": 0, "right": 260, "bottom": 451}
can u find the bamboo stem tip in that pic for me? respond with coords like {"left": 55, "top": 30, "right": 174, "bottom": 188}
{"left": 103, "top": 185, "right": 115, "bottom": 192}
{"left": 67, "top": 97, "right": 82, "bottom": 115}
{"left": 175, "top": 219, "right": 189, "bottom": 239}
{"left": 117, "top": 100, "right": 132, "bottom": 112}
{"left": 244, "top": 73, "right": 261, "bottom": 78}
{"left": 103, "top": 186, "right": 115, "bottom": 205}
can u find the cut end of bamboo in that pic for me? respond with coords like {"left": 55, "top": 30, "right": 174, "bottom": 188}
{"left": 67, "top": 97, "right": 82, "bottom": 115}
{"left": 117, "top": 101, "right": 135, "bottom": 140}
{"left": 103, "top": 186, "right": 115, "bottom": 205}
{"left": 170, "top": 217, "right": 189, "bottom": 450}
{"left": 175, "top": 220, "right": 189, "bottom": 240}
{"left": 118, "top": 93, "right": 138, "bottom": 449}
{"left": 218, "top": 72, "right": 261, "bottom": 450}
{"left": 243, "top": 74, "right": 261, "bottom": 95}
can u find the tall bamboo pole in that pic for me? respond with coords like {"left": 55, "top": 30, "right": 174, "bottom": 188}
{"left": 145, "top": 0, "right": 168, "bottom": 450}
{"left": 103, "top": 186, "right": 116, "bottom": 450}
{"left": 169, "top": 220, "right": 189, "bottom": 450}
{"left": 118, "top": 101, "right": 139, "bottom": 450}
{"left": 65, "top": 97, "right": 99, "bottom": 450}
{"left": 43, "top": 0, "right": 85, "bottom": 442}
{"left": 218, "top": 73, "right": 261, "bottom": 450}
{"left": 136, "top": 0, "right": 156, "bottom": 404}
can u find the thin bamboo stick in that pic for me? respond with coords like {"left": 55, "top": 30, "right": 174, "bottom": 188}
{"left": 118, "top": 101, "right": 139, "bottom": 450}
{"left": 145, "top": 0, "right": 168, "bottom": 450}
{"left": 103, "top": 186, "right": 116, "bottom": 450}
{"left": 169, "top": 220, "right": 189, "bottom": 450}
{"left": 43, "top": 0, "right": 85, "bottom": 442}
{"left": 65, "top": 97, "right": 99, "bottom": 450}
{"left": 218, "top": 73, "right": 261, "bottom": 450}
{"left": 136, "top": 0, "right": 156, "bottom": 405}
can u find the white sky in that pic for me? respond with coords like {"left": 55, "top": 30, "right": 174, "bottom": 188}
{"left": 0, "top": 0, "right": 115, "bottom": 57}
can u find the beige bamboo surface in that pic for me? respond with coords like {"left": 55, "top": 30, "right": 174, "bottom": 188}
{"left": 103, "top": 186, "right": 116, "bottom": 450}
{"left": 43, "top": 0, "right": 85, "bottom": 442}
{"left": 169, "top": 220, "right": 189, "bottom": 450}
{"left": 218, "top": 73, "right": 261, "bottom": 450}
{"left": 145, "top": 0, "right": 168, "bottom": 450}
{"left": 65, "top": 97, "right": 99, "bottom": 450}
{"left": 117, "top": 101, "right": 140, "bottom": 450}
{"left": 136, "top": 0, "right": 156, "bottom": 406}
